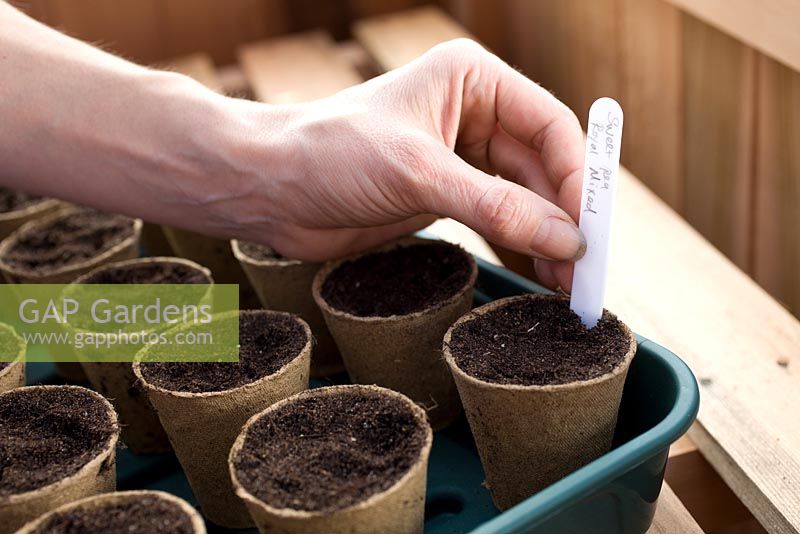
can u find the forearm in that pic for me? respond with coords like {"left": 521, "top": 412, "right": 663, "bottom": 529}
{"left": 0, "top": 3, "right": 281, "bottom": 236}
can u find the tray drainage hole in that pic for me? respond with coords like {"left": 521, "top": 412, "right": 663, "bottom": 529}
{"left": 425, "top": 493, "right": 465, "bottom": 520}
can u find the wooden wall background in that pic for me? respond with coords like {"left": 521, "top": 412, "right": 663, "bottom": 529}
{"left": 10, "top": 0, "right": 800, "bottom": 317}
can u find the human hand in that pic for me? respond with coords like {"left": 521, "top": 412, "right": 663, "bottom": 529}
{"left": 230, "top": 39, "right": 584, "bottom": 291}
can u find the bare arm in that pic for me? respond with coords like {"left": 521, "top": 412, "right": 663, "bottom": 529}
{"left": 0, "top": 4, "right": 585, "bottom": 289}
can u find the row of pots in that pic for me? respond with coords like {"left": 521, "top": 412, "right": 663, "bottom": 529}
{"left": 0, "top": 199, "right": 637, "bottom": 533}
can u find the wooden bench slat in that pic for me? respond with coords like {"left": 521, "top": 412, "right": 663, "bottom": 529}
{"left": 236, "top": 30, "right": 502, "bottom": 266}
{"left": 354, "top": 7, "right": 800, "bottom": 532}
{"left": 353, "top": 6, "right": 474, "bottom": 71}
{"left": 647, "top": 484, "right": 704, "bottom": 534}
{"left": 238, "top": 30, "right": 362, "bottom": 104}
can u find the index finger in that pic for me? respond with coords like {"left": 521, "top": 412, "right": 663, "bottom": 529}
{"left": 490, "top": 59, "right": 584, "bottom": 221}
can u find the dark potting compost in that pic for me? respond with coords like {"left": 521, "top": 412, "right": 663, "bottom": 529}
{"left": 320, "top": 242, "right": 472, "bottom": 316}
{"left": 0, "top": 388, "right": 116, "bottom": 496}
{"left": 2, "top": 209, "right": 135, "bottom": 273}
{"left": 233, "top": 390, "right": 427, "bottom": 512}
{"left": 82, "top": 261, "right": 210, "bottom": 284}
{"left": 0, "top": 188, "right": 42, "bottom": 213}
{"left": 139, "top": 313, "right": 305, "bottom": 393}
{"left": 237, "top": 241, "right": 286, "bottom": 261}
{"left": 28, "top": 496, "right": 194, "bottom": 534}
{"left": 447, "top": 296, "right": 630, "bottom": 385}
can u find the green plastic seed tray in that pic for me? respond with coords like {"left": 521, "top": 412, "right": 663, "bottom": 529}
{"left": 25, "top": 257, "right": 699, "bottom": 534}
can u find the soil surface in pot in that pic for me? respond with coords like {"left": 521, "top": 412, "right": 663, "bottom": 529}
{"left": 29, "top": 495, "right": 194, "bottom": 534}
{"left": 238, "top": 241, "right": 286, "bottom": 261}
{"left": 233, "top": 389, "right": 427, "bottom": 512}
{"left": 0, "top": 388, "right": 116, "bottom": 496}
{"left": 447, "top": 297, "right": 630, "bottom": 386}
{"left": 139, "top": 313, "right": 305, "bottom": 393}
{"left": 0, "top": 187, "right": 43, "bottom": 213}
{"left": 321, "top": 242, "right": 472, "bottom": 317}
{"left": 82, "top": 261, "right": 210, "bottom": 284}
{"left": 1, "top": 209, "right": 135, "bottom": 273}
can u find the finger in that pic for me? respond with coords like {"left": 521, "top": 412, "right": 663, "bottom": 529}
{"left": 419, "top": 150, "right": 585, "bottom": 261}
{"left": 484, "top": 127, "right": 558, "bottom": 204}
{"left": 552, "top": 261, "right": 575, "bottom": 293}
{"left": 534, "top": 258, "right": 559, "bottom": 289}
{"left": 268, "top": 214, "right": 437, "bottom": 262}
{"left": 459, "top": 50, "right": 585, "bottom": 221}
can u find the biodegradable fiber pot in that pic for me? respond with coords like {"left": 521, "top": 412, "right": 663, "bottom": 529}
{"left": 229, "top": 384, "right": 433, "bottom": 534}
{"left": 160, "top": 226, "right": 261, "bottom": 308}
{"left": 16, "top": 490, "right": 206, "bottom": 534}
{"left": 133, "top": 310, "right": 312, "bottom": 528}
{"left": 0, "top": 385, "right": 120, "bottom": 534}
{"left": 0, "top": 188, "right": 61, "bottom": 241}
{"left": 0, "top": 321, "right": 25, "bottom": 393}
{"left": 0, "top": 207, "right": 142, "bottom": 284}
{"left": 312, "top": 237, "right": 477, "bottom": 429}
{"left": 0, "top": 207, "right": 141, "bottom": 382}
{"left": 442, "top": 293, "right": 637, "bottom": 510}
{"left": 232, "top": 239, "right": 344, "bottom": 377}
{"left": 73, "top": 256, "right": 213, "bottom": 454}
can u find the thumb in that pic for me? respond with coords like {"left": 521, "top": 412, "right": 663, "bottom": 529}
{"left": 419, "top": 151, "right": 585, "bottom": 261}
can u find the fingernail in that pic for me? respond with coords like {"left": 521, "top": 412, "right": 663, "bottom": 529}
{"left": 531, "top": 217, "right": 586, "bottom": 261}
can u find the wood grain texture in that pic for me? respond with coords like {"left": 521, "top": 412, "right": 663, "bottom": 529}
{"left": 506, "top": 0, "right": 684, "bottom": 211}
{"left": 618, "top": 0, "right": 684, "bottom": 211}
{"left": 682, "top": 13, "right": 756, "bottom": 271}
{"left": 754, "top": 56, "right": 800, "bottom": 315}
{"left": 647, "top": 484, "right": 704, "bottom": 534}
{"left": 238, "top": 31, "right": 361, "bottom": 103}
{"left": 353, "top": 5, "right": 472, "bottom": 70}
{"left": 664, "top": 0, "right": 800, "bottom": 73}
{"left": 610, "top": 168, "right": 800, "bottom": 533}
{"left": 667, "top": 448, "right": 765, "bottom": 532}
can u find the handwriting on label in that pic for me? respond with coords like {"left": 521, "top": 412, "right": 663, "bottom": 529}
{"left": 583, "top": 113, "right": 620, "bottom": 216}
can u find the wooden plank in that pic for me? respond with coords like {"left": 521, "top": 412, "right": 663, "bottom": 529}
{"left": 237, "top": 30, "right": 501, "bottom": 264}
{"left": 352, "top": 5, "right": 473, "bottom": 70}
{"left": 238, "top": 31, "right": 361, "bottom": 103}
{"left": 647, "top": 484, "right": 704, "bottom": 534}
{"left": 682, "top": 14, "right": 756, "bottom": 271}
{"left": 667, "top": 447, "right": 765, "bottom": 532}
{"left": 754, "top": 55, "right": 800, "bottom": 316}
{"left": 354, "top": 8, "right": 800, "bottom": 531}
{"left": 505, "top": 0, "right": 685, "bottom": 211}
{"left": 664, "top": 0, "right": 800, "bottom": 73}
{"left": 611, "top": 169, "right": 800, "bottom": 533}
{"left": 156, "top": 52, "right": 220, "bottom": 93}
{"left": 618, "top": 0, "right": 684, "bottom": 211}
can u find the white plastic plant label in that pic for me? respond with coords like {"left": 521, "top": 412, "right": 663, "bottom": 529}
{"left": 570, "top": 97, "right": 624, "bottom": 329}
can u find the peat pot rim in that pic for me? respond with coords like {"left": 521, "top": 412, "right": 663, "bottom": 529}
{"left": 228, "top": 384, "right": 434, "bottom": 520}
{"left": 0, "top": 198, "right": 62, "bottom": 223}
{"left": 0, "top": 207, "right": 143, "bottom": 280}
{"left": 15, "top": 490, "right": 206, "bottom": 534}
{"left": 0, "top": 385, "right": 120, "bottom": 507}
{"left": 0, "top": 321, "right": 26, "bottom": 372}
{"left": 231, "top": 239, "right": 305, "bottom": 267}
{"left": 443, "top": 293, "right": 637, "bottom": 393}
{"left": 312, "top": 236, "right": 478, "bottom": 324}
{"left": 133, "top": 309, "right": 312, "bottom": 399}
{"left": 70, "top": 255, "right": 214, "bottom": 285}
